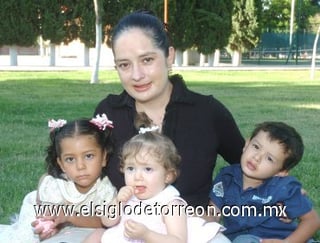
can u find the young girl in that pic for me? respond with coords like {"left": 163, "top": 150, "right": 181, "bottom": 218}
{"left": 84, "top": 113, "right": 229, "bottom": 243}
{"left": 0, "top": 114, "right": 117, "bottom": 243}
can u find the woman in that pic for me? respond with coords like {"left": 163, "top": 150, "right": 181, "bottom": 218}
{"left": 95, "top": 10, "right": 245, "bottom": 208}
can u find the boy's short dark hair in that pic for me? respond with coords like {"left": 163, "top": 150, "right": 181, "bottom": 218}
{"left": 250, "top": 121, "right": 304, "bottom": 171}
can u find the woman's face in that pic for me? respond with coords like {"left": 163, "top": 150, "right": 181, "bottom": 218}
{"left": 113, "top": 28, "right": 175, "bottom": 104}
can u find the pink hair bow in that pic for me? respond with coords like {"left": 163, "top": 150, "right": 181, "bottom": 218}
{"left": 90, "top": 114, "right": 114, "bottom": 131}
{"left": 48, "top": 119, "right": 67, "bottom": 131}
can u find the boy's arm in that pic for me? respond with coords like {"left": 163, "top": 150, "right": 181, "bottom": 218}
{"left": 262, "top": 209, "right": 320, "bottom": 243}
{"left": 285, "top": 209, "right": 320, "bottom": 242}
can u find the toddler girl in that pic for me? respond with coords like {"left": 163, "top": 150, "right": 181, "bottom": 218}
{"left": 84, "top": 113, "right": 229, "bottom": 243}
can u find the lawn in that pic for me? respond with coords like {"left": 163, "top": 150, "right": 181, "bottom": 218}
{"left": 0, "top": 69, "right": 319, "bottom": 239}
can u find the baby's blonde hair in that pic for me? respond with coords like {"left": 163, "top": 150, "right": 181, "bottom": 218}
{"left": 119, "top": 112, "right": 181, "bottom": 184}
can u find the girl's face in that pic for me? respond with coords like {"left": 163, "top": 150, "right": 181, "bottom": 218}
{"left": 240, "top": 131, "right": 288, "bottom": 187}
{"left": 123, "top": 148, "right": 174, "bottom": 200}
{"left": 57, "top": 135, "right": 107, "bottom": 193}
{"left": 113, "top": 28, "right": 175, "bottom": 104}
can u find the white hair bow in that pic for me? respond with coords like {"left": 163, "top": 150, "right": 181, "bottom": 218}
{"left": 139, "top": 125, "right": 159, "bottom": 134}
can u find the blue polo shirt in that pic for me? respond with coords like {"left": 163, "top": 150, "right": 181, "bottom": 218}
{"left": 209, "top": 164, "right": 313, "bottom": 240}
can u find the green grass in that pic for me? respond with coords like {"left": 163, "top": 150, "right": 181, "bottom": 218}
{"left": 0, "top": 70, "right": 319, "bottom": 239}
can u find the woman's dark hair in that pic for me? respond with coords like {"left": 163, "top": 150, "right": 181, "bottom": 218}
{"left": 46, "top": 119, "right": 113, "bottom": 179}
{"left": 111, "top": 10, "right": 171, "bottom": 57}
{"left": 250, "top": 121, "right": 304, "bottom": 171}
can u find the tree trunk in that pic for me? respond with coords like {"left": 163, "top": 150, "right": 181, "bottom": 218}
{"left": 39, "top": 36, "right": 45, "bottom": 57}
{"left": 84, "top": 45, "right": 90, "bottom": 67}
{"left": 49, "top": 44, "right": 56, "bottom": 66}
{"left": 199, "top": 53, "right": 206, "bottom": 66}
{"left": 310, "top": 24, "right": 320, "bottom": 80}
{"left": 208, "top": 53, "right": 214, "bottom": 67}
{"left": 175, "top": 49, "right": 183, "bottom": 67}
{"left": 9, "top": 46, "right": 18, "bottom": 66}
{"left": 213, "top": 49, "right": 220, "bottom": 67}
{"left": 232, "top": 50, "right": 242, "bottom": 66}
{"left": 91, "top": 0, "right": 102, "bottom": 84}
{"left": 183, "top": 50, "right": 189, "bottom": 66}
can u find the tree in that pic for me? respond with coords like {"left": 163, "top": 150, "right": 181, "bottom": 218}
{"left": 261, "top": 0, "right": 319, "bottom": 32}
{"left": 229, "top": 0, "right": 262, "bottom": 66}
{"left": 308, "top": 12, "right": 320, "bottom": 33}
{"left": 103, "top": 0, "right": 137, "bottom": 47}
{"left": 0, "top": 0, "right": 39, "bottom": 65}
{"left": 310, "top": 24, "right": 320, "bottom": 79}
{"left": 193, "top": 0, "right": 233, "bottom": 66}
{"left": 261, "top": 0, "right": 291, "bottom": 32}
{"left": 194, "top": 0, "right": 233, "bottom": 54}
{"left": 91, "top": 0, "right": 103, "bottom": 83}
{"left": 167, "top": 0, "right": 197, "bottom": 66}
{"left": 39, "top": 0, "right": 72, "bottom": 66}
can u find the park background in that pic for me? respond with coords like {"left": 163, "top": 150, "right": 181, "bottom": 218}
{"left": 1, "top": 0, "right": 320, "bottom": 72}
{"left": 0, "top": 0, "right": 320, "bottom": 240}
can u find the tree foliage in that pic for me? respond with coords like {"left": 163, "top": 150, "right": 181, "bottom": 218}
{"left": 0, "top": 0, "right": 264, "bottom": 56}
{"left": 74, "top": 1, "right": 96, "bottom": 47}
{"left": 261, "top": 0, "right": 320, "bottom": 33}
{"left": 261, "top": 0, "right": 291, "bottom": 32}
{"left": 229, "top": 0, "right": 262, "bottom": 51}
{"left": 165, "top": 0, "right": 197, "bottom": 52}
{"left": 194, "top": 0, "right": 233, "bottom": 54}
{"left": 39, "top": 0, "right": 70, "bottom": 44}
{"left": 0, "top": 0, "right": 39, "bottom": 46}
{"left": 103, "top": 0, "right": 163, "bottom": 47}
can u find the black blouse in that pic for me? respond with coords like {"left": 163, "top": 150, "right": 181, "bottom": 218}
{"left": 94, "top": 74, "right": 245, "bottom": 207}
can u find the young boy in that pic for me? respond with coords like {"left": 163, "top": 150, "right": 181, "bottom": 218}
{"left": 209, "top": 121, "right": 320, "bottom": 243}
